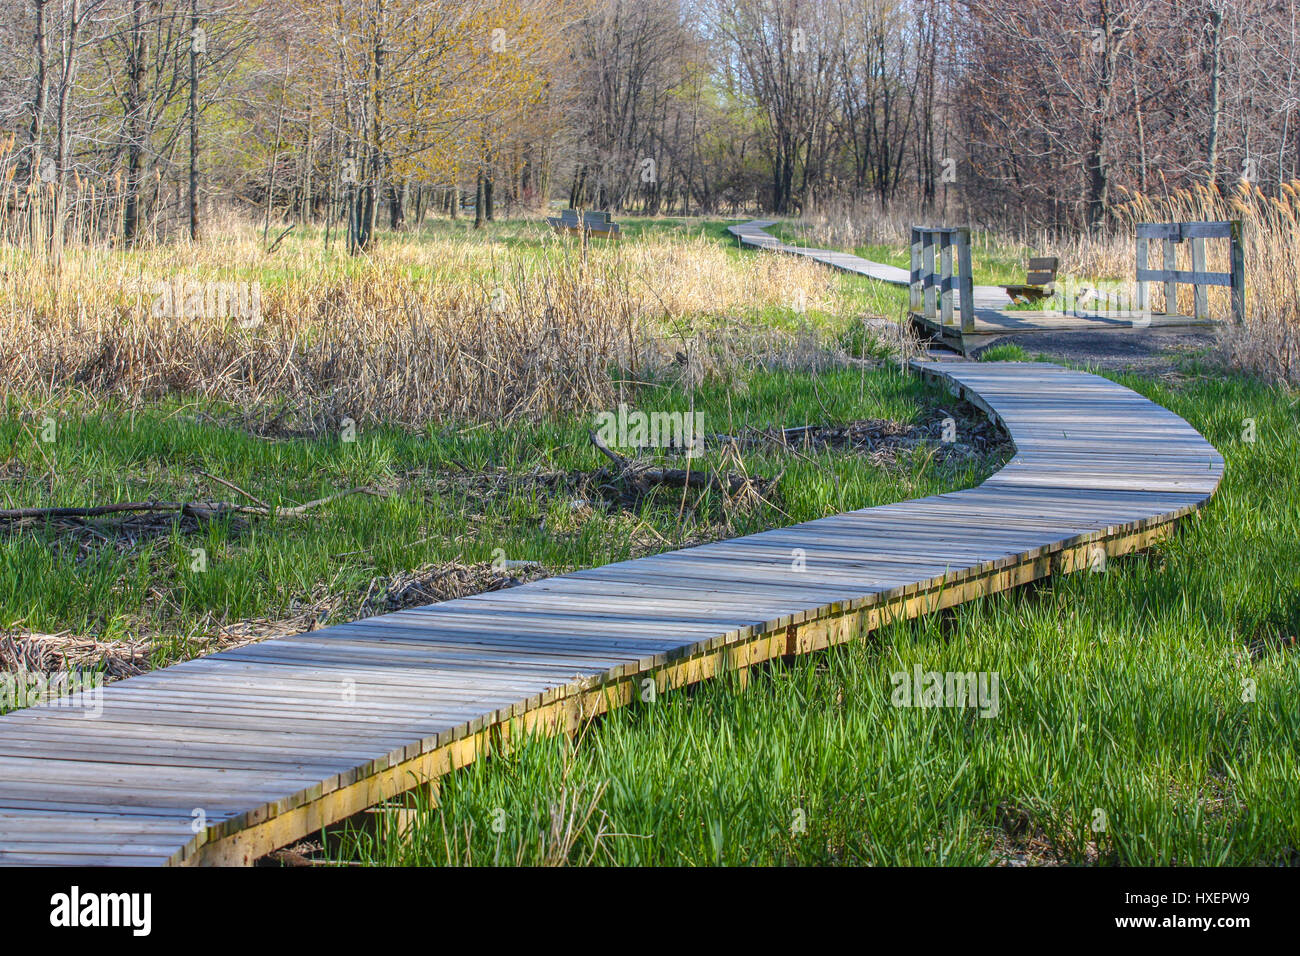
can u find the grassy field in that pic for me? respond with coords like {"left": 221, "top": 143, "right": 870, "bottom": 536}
{"left": 3, "top": 214, "right": 1297, "bottom": 866}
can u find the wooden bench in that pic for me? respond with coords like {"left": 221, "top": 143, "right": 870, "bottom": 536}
{"left": 545, "top": 209, "right": 622, "bottom": 239}
{"left": 1002, "top": 257, "right": 1059, "bottom": 304}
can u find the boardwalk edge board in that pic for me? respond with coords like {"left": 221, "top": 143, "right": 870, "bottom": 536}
{"left": 0, "top": 295, "right": 1224, "bottom": 868}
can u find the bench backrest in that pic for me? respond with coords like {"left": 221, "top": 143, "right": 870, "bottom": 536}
{"left": 1026, "top": 257, "right": 1059, "bottom": 285}
{"left": 556, "top": 209, "right": 613, "bottom": 227}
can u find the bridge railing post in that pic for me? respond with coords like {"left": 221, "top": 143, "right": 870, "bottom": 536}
{"left": 939, "top": 232, "right": 954, "bottom": 326}
{"left": 1229, "top": 219, "right": 1245, "bottom": 325}
{"left": 922, "top": 233, "right": 937, "bottom": 321}
{"left": 1190, "top": 236, "right": 1209, "bottom": 320}
{"left": 909, "top": 228, "right": 922, "bottom": 314}
{"left": 1135, "top": 234, "right": 1150, "bottom": 314}
{"left": 1163, "top": 236, "right": 1178, "bottom": 315}
{"left": 956, "top": 228, "right": 975, "bottom": 333}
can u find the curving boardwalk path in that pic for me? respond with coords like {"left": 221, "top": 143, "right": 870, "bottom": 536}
{"left": 0, "top": 356, "right": 1222, "bottom": 863}
{"left": 728, "top": 219, "right": 1014, "bottom": 309}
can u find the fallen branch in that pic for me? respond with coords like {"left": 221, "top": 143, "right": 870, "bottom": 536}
{"left": 588, "top": 430, "right": 769, "bottom": 498}
{"left": 199, "top": 471, "right": 271, "bottom": 510}
{"left": 266, "top": 224, "right": 295, "bottom": 254}
{"left": 0, "top": 486, "right": 384, "bottom": 523}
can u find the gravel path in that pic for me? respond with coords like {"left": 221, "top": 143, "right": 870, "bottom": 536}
{"left": 966, "top": 328, "right": 1221, "bottom": 378}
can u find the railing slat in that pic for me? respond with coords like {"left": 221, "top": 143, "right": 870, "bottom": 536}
{"left": 1162, "top": 239, "right": 1178, "bottom": 315}
{"left": 1230, "top": 220, "right": 1246, "bottom": 325}
{"left": 1135, "top": 236, "right": 1150, "bottom": 314}
{"left": 940, "top": 233, "right": 954, "bottom": 326}
{"left": 923, "top": 234, "right": 937, "bottom": 320}
{"left": 1190, "top": 237, "right": 1209, "bottom": 320}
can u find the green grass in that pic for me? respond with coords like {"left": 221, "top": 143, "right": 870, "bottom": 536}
{"left": 332, "top": 368, "right": 1300, "bottom": 866}
{"left": 0, "top": 365, "right": 998, "bottom": 674}
{"left": 979, "top": 343, "right": 1031, "bottom": 362}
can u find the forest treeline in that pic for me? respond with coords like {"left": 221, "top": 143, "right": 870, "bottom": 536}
{"left": 1, "top": 0, "right": 1293, "bottom": 246}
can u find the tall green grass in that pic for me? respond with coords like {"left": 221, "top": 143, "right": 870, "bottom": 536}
{"left": 0, "top": 365, "right": 998, "bottom": 672}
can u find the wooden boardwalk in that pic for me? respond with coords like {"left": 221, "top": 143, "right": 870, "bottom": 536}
{"left": 0, "top": 361, "right": 1223, "bottom": 865}
{"left": 910, "top": 308, "right": 1218, "bottom": 355}
{"left": 728, "top": 219, "right": 1014, "bottom": 309}
{"left": 728, "top": 220, "right": 1217, "bottom": 352}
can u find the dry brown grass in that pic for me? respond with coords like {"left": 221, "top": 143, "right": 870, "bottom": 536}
{"left": 796, "top": 197, "right": 917, "bottom": 248}
{"left": 0, "top": 207, "right": 844, "bottom": 427}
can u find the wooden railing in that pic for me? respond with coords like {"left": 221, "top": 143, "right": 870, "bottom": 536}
{"left": 1136, "top": 221, "right": 1244, "bottom": 324}
{"left": 910, "top": 226, "right": 975, "bottom": 332}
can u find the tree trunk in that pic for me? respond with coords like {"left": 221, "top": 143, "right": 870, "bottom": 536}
{"left": 123, "top": 0, "right": 145, "bottom": 245}
{"left": 1206, "top": 3, "right": 1224, "bottom": 184}
{"left": 53, "top": 0, "right": 86, "bottom": 238}
{"left": 25, "top": 0, "right": 49, "bottom": 193}
{"left": 188, "top": 0, "right": 201, "bottom": 241}
{"left": 388, "top": 179, "right": 405, "bottom": 229}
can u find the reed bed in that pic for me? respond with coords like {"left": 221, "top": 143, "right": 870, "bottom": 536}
{"left": 794, "top": 197, "right": 919, "bottom": 248}
{"left": 0, "top": 210, "right": 843, "bottom": 428}
{"left": 1029, "top": 181, "right": 1300, "bottom": 383}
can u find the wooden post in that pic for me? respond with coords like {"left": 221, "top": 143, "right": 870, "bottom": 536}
{"left": 1135, "top": 234, "right": 1149, "bottom": 314}
{"left": 1163, "top": 238, "right": 1178, "bottom": 315}
{"left": 1229, "top": 219, "right": 1245, "bottom": 324}
{"left": 1190, "top": 236, "right": 1209, "bottom": 320}
{"left": 956, "top": 228, "right": 975, "bottom": 333}
{"left": 939, "top": 232, "right": 954, "bottom": 326}
{"left": 909, "top": 228, "right": 921, "bottom": 314}
{"left": 923, "top": 233, "right": 937, "bottom": 320}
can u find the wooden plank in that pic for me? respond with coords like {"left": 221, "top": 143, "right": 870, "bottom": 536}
{"left": 1162, "top": 238, "right": 1179, "bottom": 314}
{"left": 923, "top": 233, "right": 937, "bottom": 319}
{"left": 940, "top": 232, "right": 954, "bottom": 326}
{"left": 1137, "top": 267, "right": 1233, "bottom": 288}
{"left": 1230, "top": 219, "right": 1246, "bottom": 324}
{"left": 1190, "top": 236, "right": 1209, "bottom": 320}
{"left": 1136, "top": 221, "right": 1234, "bottom": 240}
{"left": 1135, "top": 234, "right": 1150, "bottom": 314}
